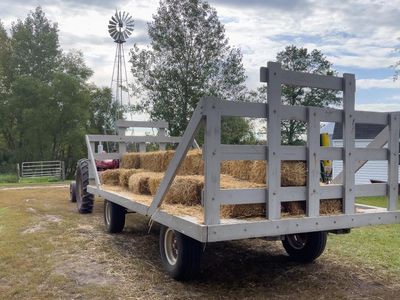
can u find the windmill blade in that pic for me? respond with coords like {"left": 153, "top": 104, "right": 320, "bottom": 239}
{"left": 108, "top": 25, "right": 117, "bottom": 30}
{"left": 122, "top": 11, "right": 126, "bottom": 21}
{"left": 109, "top": 29, "right": 118, "bottom": 36}
{"left": 118, "top": 11, "right": 122, "bottom": 22}
{"left": 111, "top": 15, "right": 118, "bottom": 23}
{"left": 111, "top": 31, "right": 119, "bottom": 40}
{"left": 109, "top": 20, "right": 117, "bottom": 26}
{"left": 123, "top": 31, "right": 129, "bottom": 39}
{"left": 125, "top": 29, "right": 132, "bottom": 36}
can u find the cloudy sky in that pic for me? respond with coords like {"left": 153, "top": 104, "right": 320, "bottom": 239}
{"left": 1, "top": 0, "right": 400, "bottom": 112}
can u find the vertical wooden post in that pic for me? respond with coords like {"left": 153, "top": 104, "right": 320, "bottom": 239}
{"left": 266, "top": 62, "right": 282, "bottom": 220}
{"left": 158, "top": 127, "right": 166, "bottom": 151}
{"left": 203, "top": 97, "right": 221, "bottom": 225}
{"left": 307, "top": 107, "right": 320, "bottom": 217}
{"left": 388, "top": 112, "right": 399, "bottom": 211}
{"left": 88, "top": 141, "right": 96, "bottom": 180}
{"left": 342, "top": 73, "right": 356, "bottom": 214}
{"left": 117, "top": 126, "right": 127, "bottom": 154}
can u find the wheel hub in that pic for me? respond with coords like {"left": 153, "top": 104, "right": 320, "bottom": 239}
{"left": 105, "top": 201, "right": 111, "bottom": 225}
{"left": 286, "top": 234, "right": 307, "bottom": 250}
{"left": 164, "top": 228, "right": 178, "bottom": 265}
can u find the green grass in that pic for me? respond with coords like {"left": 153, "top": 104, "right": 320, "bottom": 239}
{"left": 327, "top": 196, "right": 400, "bottom": 277}
{"left": 19, "top": 176, "right": 60, "bottom": 184}
{"left": 0, "top": 174, "right": 18, "bottom": 183}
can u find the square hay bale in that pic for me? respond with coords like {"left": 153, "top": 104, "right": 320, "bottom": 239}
{"left": 148, "top": 175, "right": 204, "bottom": 206}
{"left": 139, "top": 151, "right": 166, "bottom": 172}
{"left": 119, "top": 168, "right": 144, "bottom": 187}
{"left": 128, "top": 172, "right": 161, "bottom": 194}
{"left": 281, "top": 161, "right": 307, "bottom": 186}
{"left": 101, "top": 169, "right": 121, "bottom": 185}
{"left": 221, "top": 204, "right": 266, "bottom": 219}
{"left": 120, "top": 153, "right": 141, "bottom": 169}
{"left": 228, "top": 160, "right": 254, "bottom": 181}
{"left": 249, "top": 161, "right": 267, "bottom": 184}
{"left": 177, "top": 149, "right": 203, "bottom": 175}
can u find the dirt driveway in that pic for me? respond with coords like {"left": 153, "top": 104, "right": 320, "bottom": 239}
{"left": 0, "top": 187, "right": 398, "bottom": 299}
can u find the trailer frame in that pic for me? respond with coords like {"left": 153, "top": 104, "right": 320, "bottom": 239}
{"left": 86, "top": 61, "right": 400, "bottom": 243}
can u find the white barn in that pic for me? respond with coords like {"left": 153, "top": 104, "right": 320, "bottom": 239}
{"left": 332, "top": 123, "right": 400, "bottom": 184}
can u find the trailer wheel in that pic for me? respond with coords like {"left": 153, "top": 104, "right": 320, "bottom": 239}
{"left": 75, "top": 158, "right": 94, "bottom": 214}
{"left": 69, "top": 181, "right": 77, "bottom": 202}
{"left": 159, "top": 226, "right": 202, "bottom": 281}
{"left": 282, "top": 231, "right": 327, "bottom": 262}
{"left": 104, "top": 200, "right": 126, "bottom": 233}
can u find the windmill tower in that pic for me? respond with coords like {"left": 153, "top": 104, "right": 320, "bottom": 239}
{"left": 108, "top": 11, "right": 134, "bottom": 107}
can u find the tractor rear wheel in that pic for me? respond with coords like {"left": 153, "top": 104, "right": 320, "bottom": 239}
{"left": 75, "top": 159, "right": 94, "bottom": 214}
{"left": 69, "top": 181, "right": 77, "bottom": 202}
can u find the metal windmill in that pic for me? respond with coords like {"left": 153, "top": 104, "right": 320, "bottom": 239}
{"left": 108, "top": 11, "right": 134, "bottom": 107}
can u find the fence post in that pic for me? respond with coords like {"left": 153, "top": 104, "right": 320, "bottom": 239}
{"left": 16, "top": 163, "right": 20, "bottom": 182}
{"left": 61, "top": 161, "right": 66, "bottom": 181}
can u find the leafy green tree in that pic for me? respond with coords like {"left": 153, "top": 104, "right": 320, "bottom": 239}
{"left": 88, "top": 86, "right": 125, "bottom": 134}
{"left": 10, "top": 7, "right": 60, "bottom": 82}
{"left": 255, "top": 45, "right": 340, "bottom": 145}
{"left": 130, "top": 0, "right": 251, "bottom": 139}
{"left": 0, "top": 8, "right": 103, "bottom": 177}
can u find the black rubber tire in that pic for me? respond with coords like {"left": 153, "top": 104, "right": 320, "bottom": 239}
{"left": 282, "top": 231, "right": 327, "bottom": 263}
{"left": 75, "top": 158, "right": 94, "bottom": 214}
{"left": 159, "top": 225, "right": 202, "bottom": 281}
{"left": 69, "top": 181, "right": 77, "bottom": 203}
{"left": 104, "top": 200, "right": 126, "bottom": 233}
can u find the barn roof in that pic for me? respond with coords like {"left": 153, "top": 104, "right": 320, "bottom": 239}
{"left": 332, "top": 123, "right": 386, "bottom": 140}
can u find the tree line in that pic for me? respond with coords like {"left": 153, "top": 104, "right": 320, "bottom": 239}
{"left": 0, "top": 7, "right": 120, "bottom": 177}
{"left": 0, "top": 1, "right": 345, "bottom": 178}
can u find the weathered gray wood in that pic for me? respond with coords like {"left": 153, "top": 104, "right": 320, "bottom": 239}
{"left": 281, "top": 105, "right": 342, "bottom": 123}
{"left": 208, "top": 211, "right": 400, "bottom": 242}
{"left": 117, "top": 127, "right": 127, "bottom": 154}
{"left": 87, "top": 134, "right": 181, "bottom": 143}
{"left": 93, "top": 153, "right": 121, "bottom": 160}
{"left": 215, "top": 99, "right": 268, "bottom": 118}
{"left": 203, "top": 97, "right": 222, "bottom": 225}
{"left": 266, "top": 62, "right": 282, "bottom": 220}
{"left": 342, "top": 73, "right": 356, "bottom": 214}
{"left": 158, "top": 127, "right": 167, "bottom": 151}
{"left": 354, "top": 148, "right": 388, "bottom": 161}
{"left": 261, "top": 67, "right": 344, "bottom": 90}
{"left": 85, "top": 136, "right": 100, "bottom": 187}
{"left": 116, "top": 119, "right": 168, "bottom": 128}
{"left": 354, "top": 111, "right": 389, "bottom": 125}
{"left": 388, "top": 113, "right": 400, "bottom": 210}
{"left": 343, "top": 74, "right": 356, "bottom": 214}
{"left": 139, "top": 143, "right": 146, "bottom": 152}
{"left": 319, "top": 147, "right": 342, "bottom": 160}
{"left": 307, "top": 107, "right": 320, "bottom": 217}
{"left": 220, "top": 145, "right": 307, "bottom": 161}
{"left": 355, "top": 183, "right": 387, "bottom": 197}
{"left": 147, "top": 100, "right": 204, "bottom": 216}
{"left": 332, "top": 126, "right": 389, "bottom": 184}
{"left": 219, "top": 188, "right": 266, "bottom": 205}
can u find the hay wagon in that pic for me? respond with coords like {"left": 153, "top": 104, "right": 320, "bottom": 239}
{"left": 71, "top": 62, "right": 400, "bottom": 281}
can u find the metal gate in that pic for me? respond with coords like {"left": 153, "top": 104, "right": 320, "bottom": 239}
{"left": 19, "top": 161, "right": 65, "bottom": 180}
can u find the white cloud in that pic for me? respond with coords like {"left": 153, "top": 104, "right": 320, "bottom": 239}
{"left": 357, "top": 78, "right": 400, "bottom": 89}
{"left": 356, "top": 103, "right": 400, "bottom": 112}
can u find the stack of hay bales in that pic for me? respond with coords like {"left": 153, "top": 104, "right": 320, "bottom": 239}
{"left": 100, "top": 149, "right": 342, "bottom": 218}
